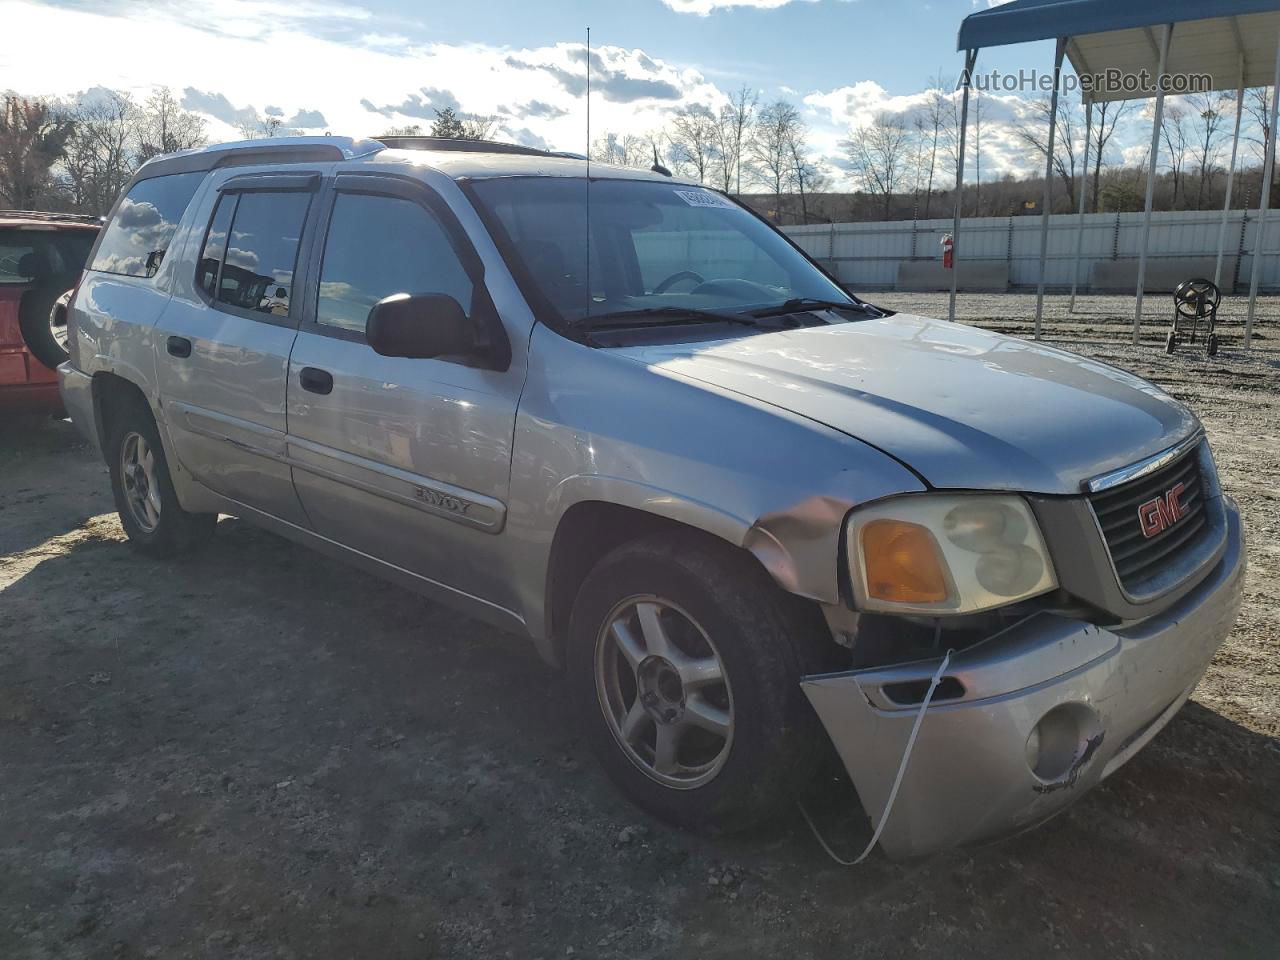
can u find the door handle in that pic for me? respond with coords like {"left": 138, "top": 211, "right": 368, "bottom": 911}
{"left": 166, "top": 336, "right": 192, "bottom": 358}
{"left": 298, "top": 366, "right": 334, "bottom": 395}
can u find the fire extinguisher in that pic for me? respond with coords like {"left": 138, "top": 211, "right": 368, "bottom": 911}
{"left": 941, "top": 233, "right": 954, "bottom": 269}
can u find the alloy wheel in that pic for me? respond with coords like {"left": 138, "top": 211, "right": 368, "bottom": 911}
{"left": 594, "top": 596, "right": 734, "bottom": 789}
{"left": 120, "top": 431, "right": 161, "bottom": 532}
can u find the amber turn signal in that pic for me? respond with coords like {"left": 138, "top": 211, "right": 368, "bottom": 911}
{"left": 861, "top": 519, "right": 950, "bottom": 605}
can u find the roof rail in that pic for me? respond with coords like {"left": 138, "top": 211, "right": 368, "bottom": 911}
{"left": 0, "top": 210, "right": 102, "bottom": 224}
{"left": 374, "top": 136, "right": 561, "bottom": 158}
{"left": 132, "top": 136, "right": 386, "bottom": 180}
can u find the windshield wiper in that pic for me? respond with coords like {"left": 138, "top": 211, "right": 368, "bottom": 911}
{"left": 576, "top": 306, "right": 758, "bottom": 330}
{"left": 746, "top": 298, "right": 873, "bottom": 319}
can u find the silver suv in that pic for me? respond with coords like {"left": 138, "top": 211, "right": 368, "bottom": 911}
{"left": 59, "top": 136, "right": 1245, "bottom": 859}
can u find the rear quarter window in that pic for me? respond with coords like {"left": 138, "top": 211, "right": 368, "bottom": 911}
{"left": 91, "top": 171, "right": 206, "bottom": 278}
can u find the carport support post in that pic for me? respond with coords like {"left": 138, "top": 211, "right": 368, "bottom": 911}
{"left": 1133, "top": 23, "right": 1173, "bottom": 345}
{"left": 949, "top": 48, "right": 978, "bottom": 325}
{"left": 1034, "top": 37, "right": 1068, "bottom": 339}
{"left": 1214, "top": 57, "right": 1245, "bottom": 292}
{"left": 1069, "top": 99, "right": 1092, "bottom": 314}
{"left": 1246, "top": 29, "right": 1280, "bottom": 349}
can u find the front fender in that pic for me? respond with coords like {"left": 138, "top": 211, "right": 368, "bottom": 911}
{"left": 505, "top": 326, "right": 926, "bottom": 648}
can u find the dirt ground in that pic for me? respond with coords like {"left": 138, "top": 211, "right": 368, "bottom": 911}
{"left": 2, "top": 293, "right": 1278, "bottom": 959}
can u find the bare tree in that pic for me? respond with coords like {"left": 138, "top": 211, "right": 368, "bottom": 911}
{"left": 971, "top": 88, "right": 984, "bottom": 215}
{"left": 136, "top": 87, "right": 206, "bottom": 162}
{"left": 786, "top": 121, "right": 825, "bottom": 224}
{"left": 0, "top": 96, "right": 75, "bottom": 208}
{"left": 750, "top": 99, "right": 801, "bottom": 219}
{"left": 847, "top": 112, "right": 912, "bottom": 220}
{"left": 63, "top": 89, "right": 138, "bottom": 214}
{"left": 460, "top": 115, "right": 498, "bottom": 140}
{"left": 1015, "top": 94, "right": 1080, "bottom": 211}
{"left": 1186, "top": 91, "right": 1231, "bottom": 209}
{"left": 723, "top": 86, "right": 757, "bottom": 195}
{"left": 1088, "top": 99, "right": 1131, "bottom": 213}
{"left": 1159, "top": 103, "right": 1190, "bottom": 209}
{"left": 1245, "top": 86, "right": 1273, "bottom": 167}
{"left": 667, "top": 105, "right": 717, "bottom": 184}
{"left": 237, "top": 113, "right": 283, "bottom": 139}
{"left": 590, "top": 132, "right": 649, "bottom": 167}
{"left": 916, "top": 73, "right": 954, "bottom": 218}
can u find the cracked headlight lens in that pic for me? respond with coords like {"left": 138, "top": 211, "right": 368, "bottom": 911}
{"left": 847, "top": 494, "right": 1057, "bottom": 614}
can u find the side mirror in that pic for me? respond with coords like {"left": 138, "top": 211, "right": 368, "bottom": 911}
{"left": 366, "top": 292, "right": 471, "bottom": 359}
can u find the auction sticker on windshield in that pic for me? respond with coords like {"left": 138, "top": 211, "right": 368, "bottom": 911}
{"left": 673, "top": 189, "right": 737, "bottom": 209}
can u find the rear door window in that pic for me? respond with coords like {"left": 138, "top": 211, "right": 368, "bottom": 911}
{"left": 91, "top": 171, "right": 205, "bottom": 278}
{"left": 197, "top": 190, "right": 311, "bottom": 317}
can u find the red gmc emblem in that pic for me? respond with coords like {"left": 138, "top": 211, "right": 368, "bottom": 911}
{"left": 1138, "top": 482, "right": 1187, "bottom": 538}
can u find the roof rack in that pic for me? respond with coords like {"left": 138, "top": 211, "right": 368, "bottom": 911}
{"left": 0, "top": 210, "right": 102, "bottom": 224}
{"left": 374, "top": 136, "right": 573, "bottom": 159}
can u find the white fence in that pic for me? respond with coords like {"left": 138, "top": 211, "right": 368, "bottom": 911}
{"left": 783, "top": 209, "right": 1280, "bottom": 292}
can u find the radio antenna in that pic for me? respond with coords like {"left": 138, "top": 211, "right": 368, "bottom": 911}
{"left": 585, "top": 26, "right": 591, "bottom": 326}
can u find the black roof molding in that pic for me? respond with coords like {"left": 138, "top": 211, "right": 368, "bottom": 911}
{"left": 375, "top": 136, "right": 580, "bottom": 159}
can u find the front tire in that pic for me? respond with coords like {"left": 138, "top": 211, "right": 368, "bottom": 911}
{"left": 107, "top": 397, "right": 216, "bottom": 557}
{"left": 568, "top": 532, "right": 834, "bottom": 833}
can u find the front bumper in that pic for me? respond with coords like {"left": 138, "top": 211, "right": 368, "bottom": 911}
{"left": 57, "top": 362, "right": 100, "bottom": 456}
{"left": 802, "top": 498, "right": 1246, "bottom": 860}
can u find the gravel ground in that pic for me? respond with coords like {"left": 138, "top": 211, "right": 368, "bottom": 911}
{"left": 1, "top": 292, "right": 1278, "bottom": 959}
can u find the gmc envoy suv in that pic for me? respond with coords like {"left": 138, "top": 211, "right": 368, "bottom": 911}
{"left": 59, "top": 135, "right": 1245, "bottom": 859}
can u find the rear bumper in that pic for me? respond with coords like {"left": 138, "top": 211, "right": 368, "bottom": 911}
{"left": 802, "top": 498, "right": 1246, "bottom": 860}
{"left": 57, "top": 362, "right": 100, "bottom": 456}
{"left": 1, "top": 348, "right": 62, "bottom": 413}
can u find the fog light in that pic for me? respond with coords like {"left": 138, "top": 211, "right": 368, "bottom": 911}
{"left": 1026, "top": 703, "right": 1101, "bottom": 782}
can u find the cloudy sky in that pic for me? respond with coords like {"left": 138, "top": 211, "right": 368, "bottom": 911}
{"left": 3, "top": 0, "right": 1150, "bottom": 188}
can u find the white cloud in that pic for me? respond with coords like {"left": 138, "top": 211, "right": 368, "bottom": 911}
{"left": 661, "top": 0, "right": 815, "bottom": 14}
{"left": 0, "top": 0, "right": 725, "bottom": 154}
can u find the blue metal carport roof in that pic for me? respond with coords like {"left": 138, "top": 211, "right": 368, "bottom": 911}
{"left": 958, "top": 0, "right": 1280, "bottom": 102}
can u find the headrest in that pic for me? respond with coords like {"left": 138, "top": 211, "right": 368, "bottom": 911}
{"left": 17, "top": 251, "right": 50, "bottom": 278}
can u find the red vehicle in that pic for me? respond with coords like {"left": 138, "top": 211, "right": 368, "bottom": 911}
{"left": 0, "top": 211, "right": 100, "bottom": 414}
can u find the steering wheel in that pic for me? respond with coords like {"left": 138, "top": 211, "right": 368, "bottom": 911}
{"left": 1174, "top": 278, "right": 1220, "bottom": 318}
{"left": 652, "top": 270, "right": 706, "bottom": 295}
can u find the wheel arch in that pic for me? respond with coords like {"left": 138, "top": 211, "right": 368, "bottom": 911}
{"left": 543, "top": 495, "right": 834, "bottom": 667}
{"left": 91, "top": 370, "right": 153, "bottom": 456}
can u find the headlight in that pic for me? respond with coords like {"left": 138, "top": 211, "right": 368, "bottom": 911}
{"left": 846, "top": 494, "right": 1057, "bottom": 614}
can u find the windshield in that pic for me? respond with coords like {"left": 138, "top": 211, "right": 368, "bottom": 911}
{"left": 467, "top": 177, "right": 852, "bottom": 328}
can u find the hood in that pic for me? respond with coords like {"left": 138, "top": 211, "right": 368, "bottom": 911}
{"left": 614, "top": 314, "right": 1199, "bottom": 495}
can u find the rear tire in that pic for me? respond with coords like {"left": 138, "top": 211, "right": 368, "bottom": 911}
{"left": 567, "top": 531, "right": 836, "bottom": 834}
{"left": 107, "top": 396, "right": 216, "bottom": 557}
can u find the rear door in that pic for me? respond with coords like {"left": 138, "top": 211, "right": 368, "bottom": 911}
{"left": 285, "top": 173, "right": 522, "bottom": 607}
{"left": 153, "top": 169, "right": 322, "bottom": 527}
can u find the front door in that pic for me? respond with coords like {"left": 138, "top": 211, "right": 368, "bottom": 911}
{"left": 154, "top": 170, "right": 321, "bottom": 527}
{"left": 285, "top": 174, "right": 524, "bottom": 609}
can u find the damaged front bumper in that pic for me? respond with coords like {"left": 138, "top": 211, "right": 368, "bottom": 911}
{"left": 802, "top": 498, "right": 1246, "bottom": 860}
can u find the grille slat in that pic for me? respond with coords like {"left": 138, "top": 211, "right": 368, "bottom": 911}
{"left": 1111, "top": 500, "right": 1205, "bottom": 564}
{"left": 1088, "top": 447, "right": 1209, "bottom": 592}
{"left": 1092, "top": 459, "right": 1199, "bottom": 519}
{"left": 1117, "top": 513, "right": 1208, "bottom": 582}
{"left": 1100, "top": 489, "right": 1204, "bottom": 551}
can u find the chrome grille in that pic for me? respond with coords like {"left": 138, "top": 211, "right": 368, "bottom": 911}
{"left": 1088, "top": 449, "right": 1208, "bottom": 591}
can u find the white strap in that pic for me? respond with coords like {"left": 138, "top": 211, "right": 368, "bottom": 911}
{"left": 799, "top": 648, "right": 954, "bottom": 865}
